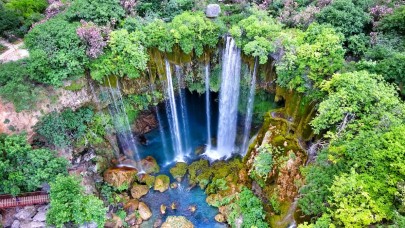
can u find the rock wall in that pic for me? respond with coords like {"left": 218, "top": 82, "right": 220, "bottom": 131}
{"left": 0, "top": 78, "right": 94, "bottom": 140}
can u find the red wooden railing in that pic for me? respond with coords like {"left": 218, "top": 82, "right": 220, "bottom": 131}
{"left": 0, "top": 191, "right": 49, "bottom": 209}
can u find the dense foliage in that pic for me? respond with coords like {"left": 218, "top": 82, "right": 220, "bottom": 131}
{"left": 299, "top": 71, "right": 405, "bottom": 226}
{"left": 0, "top": 61, "right": 43, "bottom": 112}
{"left": 34, "top": 107, "right": 94, "bottom": 148}
{"left": 47, "top": 175, "right": 106, "bottom": 228}
{"left": 228, "top": 187, "right": 268, "bottom": 228}
{"left": 230, "top": 10, "right": 282, "bottom": 64}
{"left": 0, "top": 134, "right": 67, "bottom": 195}
{"left": 65, "top": 0, "right": 125, "bottom": 25}
{"left": 25, "top": 17, "right": 88, "bottom": 85}
{"left": 276, "top": 23, "right": 345, "bottom": 95}
{"left": 90, "top": 29, "right": 148, "bottom": 81}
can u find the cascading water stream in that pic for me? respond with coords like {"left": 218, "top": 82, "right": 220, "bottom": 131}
{"left": 175, "top": 65, "right": 191, "bottom": 154}
{"left": 164, "top": 60, "right": 185, "bottom": 162}
{"left": 204, "top": 63, "right": 212, "bottom": 150}
{"left": 104, "top": 76, "right": 144, "bottom": 172}
{"left": 205, "top": 37, "right": 242, "bottom": 159}
{"left": 241, "top": 58, "right": 258, "bottom": 155}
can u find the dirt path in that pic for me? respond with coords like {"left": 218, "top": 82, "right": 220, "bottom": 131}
{"left": 0, "top": 39, "right": 29, "bottom": 63}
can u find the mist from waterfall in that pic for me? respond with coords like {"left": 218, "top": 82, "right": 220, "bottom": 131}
{"left": 205, "top": 37, "right": 242, "bottom": 159}
{"left": 241, "top": 58, "right": 258, "bottom": 155}
{"left": 204, "top": 63, "right": 212, "bottom": 151}
{"left": 164, "top": 60, "right": 185, "bottom": 162}
{"left": 103, "top": 76, "right": 144, "bottom": 171}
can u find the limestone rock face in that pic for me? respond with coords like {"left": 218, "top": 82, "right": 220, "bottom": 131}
{"left": 131, "top": 183, "right": 149, "bottom": 199}
{"left": 138, "top": 202, "right": 152, "bottom": 221}
{"left": 161, "top": 216, "right": 194, "bottom": 228}
{"left": 205, "top": 4, "right": 221, "bottom": 18}
{"left": 154, "top": 175, "right": 170, "bottom": 192}
{"left": 133, "top": 112, "right": 158, "bottom": 135}
{"left": 103, "top": 167, "right": 137, "bottom": 188}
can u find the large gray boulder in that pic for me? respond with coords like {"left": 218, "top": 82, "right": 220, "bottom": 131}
{"left": 206, "top": 4, "right": 221, "bottom": 18}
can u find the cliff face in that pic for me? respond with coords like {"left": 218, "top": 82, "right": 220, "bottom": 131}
{"left": 0, "top": 78, "right": 93, "bottom": 140}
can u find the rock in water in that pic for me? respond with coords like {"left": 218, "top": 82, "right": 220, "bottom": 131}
{"left": 154, "top": 175, "right": 170, "bottom": 192}
{"left": 138, "top": 202, "right": 152, "bottom": 221}
{"left": 161, "top": 216, "right": 194, "bottom": 228}
{"left": 160, "top": 204, "right": 167, "bottom": 214}
{"left": 131, "top": 183, "right": 149, "bottom": 199}
{"left": 205, "top": 4, "right": 221, "bottom": 18}
{"left": 139, "top": 156, "right": 160, "bottom": 174}
{"left": 103, "top": 167, "right": 137, "bottom": 188}
{"left": 215, "top": 214, "right": 226, "bottom": 223}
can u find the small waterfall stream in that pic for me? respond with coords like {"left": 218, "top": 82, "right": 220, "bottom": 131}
{"left": 241, "top": 58, "right": 258, "bottom": 155}
{"left": 204, "top": 63, "right": 212, "bottom": 150}
{"left": 104, "top": 76, "right": 144, "bottom": 171}
{"left": 206, "top": 37, "right": 242, "bottom": 159}
{"left": 175, "top": 65, "right": 191, "bottom": 155}
{"left": 164, "top": 60, "right": 185, "bottom": 161}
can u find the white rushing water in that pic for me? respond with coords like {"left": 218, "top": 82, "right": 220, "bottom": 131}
{"left": 165, "top": 60, "right": 185, "bottom": 162}
{"left": 175, "top": 65, "right": 191, "bottom": 155}
{"left": 204, "top": 63, "right": 212, "bottom": 151}
{"left": 206, "top": 37, "right": 242, "bottom": 159}
{"left": 105, "top": 76, "right": 144, "bottom": 172}
{"left": 241, "top": 58, "right": 258, "bottom": 155}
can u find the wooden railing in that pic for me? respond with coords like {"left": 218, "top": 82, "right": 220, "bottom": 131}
{"left": 0, "top": 191, "right": 49, "bottom": 209}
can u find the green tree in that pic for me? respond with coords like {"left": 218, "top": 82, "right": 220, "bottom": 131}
{"left": 276, "top": 23, "right": 345, "bottom": 95}
{"left": 316, "top": 0, "right": 371, "bottom": 38}
{"left": 0, "top": 134, "right": 67, "bottom": 195}
{"left": 170, "top": 11, "right": 222, "bottom": 56}
{"left": 25, "top": 17, "right": 88, "bottom": 85}
{"left": 5, "top": 0, "right": 47, "bottom": 19}
{"left": 90, "top": 29, "right": 148, "bottom": 81}
{"left": 328, "top": 170, "right": 387, "bottom": 227}
{"left": 311, "top": 71, "right": 405, "bottom": 136}
{"left": 379, "top": 5, "right": 405, "bottom": 36}
{"left": 228, "top": 187, "right": 268, "bottom": 228}
{"left": 65, "top": 0, "right": 125, "bottom": 25}
{"left": 142, "top": 19, "right": 175, "bottom": 52}
{"left": 47, "top": 175, "right": 106, "bottom": 228}
{"left": 34, "top": 107, "right": 94, "bottom": 148}
{"left": 230, "top": 9, "right": 282, "bottom": 64}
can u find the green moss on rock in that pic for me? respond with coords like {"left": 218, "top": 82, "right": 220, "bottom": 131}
{"left": 169, "top": 162, "right": 188, "bottom": 181}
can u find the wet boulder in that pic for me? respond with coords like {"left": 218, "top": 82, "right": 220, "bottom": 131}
{"left": 138, "top": 202, "right": 152, "bottom": 221}
{"left": 169, "top": 162, "right": 188, "bottom": 181}
{"left": 161, "top": 216, "right": 194, "bottom": 228}
{"left": 103, "top": 167, "right": 137, "bottom": 188}
{"left": 139, "top": 156, "right": 160, "bottom": 174}
{"left": 205, "top": 4, "right": 221, "bottom": 18}
{"left": 131, "top": 183, "right": 149, "bottom": 199}
{"left": 154, "top": 175, "right": 170, "bottom": 192}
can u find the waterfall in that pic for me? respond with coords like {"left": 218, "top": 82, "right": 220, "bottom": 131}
{"left": 164, "top": 60, "right": 185, "bottom": 161}
{"left": 175, "top": 65, "right": 191, "bottom": 154}
{"left": 204, "top": 63, "right": 212, "bottom": 150}
{"left": 241, "top": 58, "right": 258, "bottom": 155}
{"left": 206, "top": 37, "right": 242, "bottom": 159}
{"left": 104, "top": 76, "right": 144, "bottom": 172}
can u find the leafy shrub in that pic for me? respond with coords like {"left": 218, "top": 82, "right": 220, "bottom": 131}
{"left": 0, "top": 3, "right": 23, "bottom": 38}
{"left": 90, "top": 29, "right": 148, "bottom": 81}
{"left": 34, "top": 107, "right": 94, "bottom": 148}
{"left": 230, "top": 10, "right": 282, "bottom": 64}
{"left": 142, "top": 19, "right": 175, "bottom": 52}
{"left": 65, "top": 0, "right": 125, "bottom": 25}
{"left": 276, "top": 23, "right": 345, "bottom": 95}
{"left": 5, "top": 0, "right": 47, "bottom": 19}
{"left": 25, "top": 17, "right": 88, "bottom": 85}
{"left": 47, "top": 175, "right": 106, "bottom": 228}
{"left": 0, "top": 134, "right": 68, "bottom": 195}
{"left": 170, "top": 11, "right": 222, "bottom": 56}
{"left": 379, "top": 5, "right": 405, "bottom": 35}
{"left": 316, "top": 0, "right": 371, "bottom": 38}
{"left": 228, "top": 187, "right": 268, "bottom": 228}
{"left": 76, "top": 20, "right": 109, "bottom": 58}
{"left": 0, "top": 61, "right": 44, "bottom": 112}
